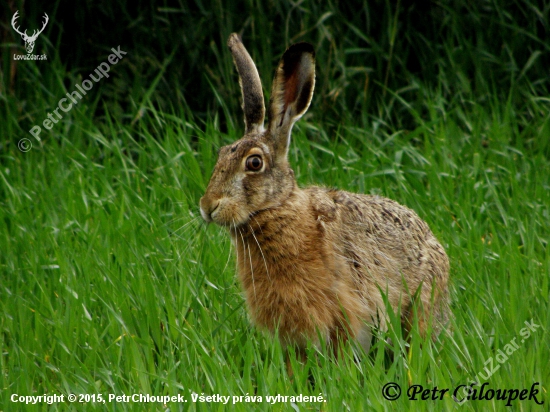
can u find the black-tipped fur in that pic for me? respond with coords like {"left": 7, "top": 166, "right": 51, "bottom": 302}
{"left": 267, "top": 42, "right": 316, "bottom": 156}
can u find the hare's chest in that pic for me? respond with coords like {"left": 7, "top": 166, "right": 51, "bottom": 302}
{"left": 233, "top": 237, "right": 343, "bottom": 342}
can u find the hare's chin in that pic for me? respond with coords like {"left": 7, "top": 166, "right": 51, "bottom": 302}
{"left": 214, "top": 218, "right": 250, "bottom": 229}
{"left": 211, "top": 211, "right": 251, "bottom": 228}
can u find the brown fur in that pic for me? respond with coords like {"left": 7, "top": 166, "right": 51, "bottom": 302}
{"left": 200, "top": 34, "right": 450, "bottom": 356}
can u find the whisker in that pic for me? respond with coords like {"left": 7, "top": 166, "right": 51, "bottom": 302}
{"left": 246, "top": 235, "right": 256, "bottom": 300}
{"left": 250, "top": 215, "right": 268, "bottom": 241}
{"left": 162, "top": 216, "right": 201, "bottom": 241}
{"left": 237, "top": 224, "right": 256, "bottom": 299}
{"left": 172, "top": 217, "right": 201, "bottom": 234}
{"left": 232, "top": 219, "right": 241, "bottom": 278}
{"left": 220, "top": 224, "right": 233, "bottom": 278}
{"left": 162, "top": 210, "right": 195, "bottom": 226}
{"left": 248, "top": 223, "right": 271, "bottom": 283}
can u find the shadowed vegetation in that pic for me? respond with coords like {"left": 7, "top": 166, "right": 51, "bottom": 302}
{"left": 1, "top": 1, "right": 549, "bottom": 411}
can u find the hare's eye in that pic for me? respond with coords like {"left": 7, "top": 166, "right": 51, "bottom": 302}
{"left": 245, "top": 155, "right": 263, "bottom": 171}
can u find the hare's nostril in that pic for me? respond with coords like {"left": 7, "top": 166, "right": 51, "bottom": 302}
{"left": 199, "top": 198, "right": 220, "bottom": 222}
{"left": 210, "top": 201, "right": 220, "bottom": 215}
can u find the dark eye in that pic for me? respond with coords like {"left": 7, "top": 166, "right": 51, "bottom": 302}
{"left": 245, "top": 155, "right": 263, "bottom": 171}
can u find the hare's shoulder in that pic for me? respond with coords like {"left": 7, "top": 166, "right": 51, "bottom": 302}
{"left": 305, "top": 187, "right": 431, "bottom": 237}
{"left": 305, "top": 188, "right": 447, "bottom": 275}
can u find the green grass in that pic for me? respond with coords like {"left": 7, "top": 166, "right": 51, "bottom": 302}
{"left": 2, "top": 1, "right": 550, "bottom": 410}
{"left": 3, "top": 1, "right": 549, "bottom": 132}
{"left": 1, "top": 76, "right": 549, "bottom": 410}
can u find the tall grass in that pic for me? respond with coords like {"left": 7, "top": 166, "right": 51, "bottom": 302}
{"left": 1, "top": 0, "right": 549, "bottom": 411}
{"left": 2, "top": 0, "right": 549, "bottom": 132}
{"left": 1, "top": 88, "right": 549, "bottom": 410}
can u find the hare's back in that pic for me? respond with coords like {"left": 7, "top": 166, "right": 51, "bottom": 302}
{"left": 326, "top": 190, "right": 449, "bottom": 281}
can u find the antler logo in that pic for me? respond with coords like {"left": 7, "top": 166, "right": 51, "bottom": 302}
{"left": 11, "top": 11, "right": 49, "bottom": 54}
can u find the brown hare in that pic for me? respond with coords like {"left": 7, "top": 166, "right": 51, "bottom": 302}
{"left": 200, "top": 33, "right": 450, "bottom": 358}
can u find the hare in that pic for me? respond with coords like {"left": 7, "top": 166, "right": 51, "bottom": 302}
{"left": 200, "top": 33, "right": 450, "bottom": 357}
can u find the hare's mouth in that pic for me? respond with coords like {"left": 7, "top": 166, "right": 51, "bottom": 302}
{"left": 207, "top": 201, "right": 252, "bottom": 229}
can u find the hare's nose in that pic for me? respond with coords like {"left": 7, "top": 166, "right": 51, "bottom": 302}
{"left": 199, "top": 197, "right": 219, "bottom": 222}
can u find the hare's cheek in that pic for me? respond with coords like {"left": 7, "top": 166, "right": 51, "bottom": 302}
{"left": 212, "top": 198, "right": 250, "bottom": 226}
{"left": 241, "top": 174, "right": 269, "bottom": 207}
{"left": 241, "top": 176, "right": 256, "bottom": 199}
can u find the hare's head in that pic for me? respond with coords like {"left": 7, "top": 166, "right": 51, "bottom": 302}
{"left": 200, "top": 34, "right": 315, "bottom": 227}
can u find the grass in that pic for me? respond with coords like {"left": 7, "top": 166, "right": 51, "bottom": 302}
{"left": 3, "top": 1, "right": 549, "bottom": 131}
{"left": 1, "top": 75, "right": 549, "bottom": 410}
{"left": 1, "top": 1, "right": 550, "bottom": 410}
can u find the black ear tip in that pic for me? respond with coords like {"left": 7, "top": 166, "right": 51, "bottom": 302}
{"left": 284, "top": 42, "right": 315, "bottom": 58}
{"left": 281, "top": 43, "right": 316, "bottom": 73}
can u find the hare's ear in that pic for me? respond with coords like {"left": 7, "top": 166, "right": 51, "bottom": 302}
{"left": 267, "top": 42, "right": 315, "bottom": 157}
{"left": 227, "top": 33, "right": 265, "bottom": 134}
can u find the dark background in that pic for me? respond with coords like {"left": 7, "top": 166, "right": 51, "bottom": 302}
{"left": 2, "top": 0, "right": 549, "bottom": 134}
